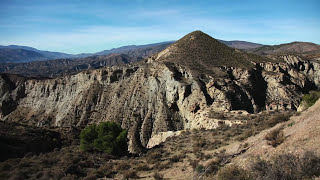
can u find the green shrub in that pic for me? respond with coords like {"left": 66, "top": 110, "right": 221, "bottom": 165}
{"left": 301, "top": 91, "right": 320, "bottom": 108}
{"left": 80, "top": 122, "right": 128, "bottom": 156}
{"left": 195, "top": 164, "right": 205, "bottom": 173}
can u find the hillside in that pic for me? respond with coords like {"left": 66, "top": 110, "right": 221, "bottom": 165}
{"left": 152, "top": 31, "right": 277, "bottom": 77}
{"left": 0, "top": 45, "right": 73, "bottom": 63}
{"left": 95, "top": 41, "right": 174, "bottom": 56}
{"left": 218, "top": 39, "right": 263, "bottom": 50}
{"left": 0, "top": 30, "right": 320, "bottom": 179}
{"left": 0, "top": 54, "right": 132, "bottom": 78}
{"left": 247, "top": 41, "right": 320, "bottom": 59}
{"left": 0, "top": 48, "right": 45, "bottom": 63}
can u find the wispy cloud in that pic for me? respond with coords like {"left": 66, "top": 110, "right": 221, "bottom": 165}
{"left": 0, "top": 0, "right": 319, "bottom": 53}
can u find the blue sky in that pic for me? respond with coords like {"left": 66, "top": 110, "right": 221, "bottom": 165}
{"left": 0, "top": 0, "right": 319, "bottom": 54}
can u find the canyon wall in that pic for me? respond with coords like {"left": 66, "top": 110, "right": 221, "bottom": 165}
{"left": 0, "top": 55, "right": 319, "bottom": 153}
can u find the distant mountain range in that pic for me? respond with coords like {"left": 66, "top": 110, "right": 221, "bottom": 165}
{"left": 0, "top": 45, "right": 73, "bottom": 63}
{"left": 0, "top": 38, "right": 319, "bottom": 78}
{"left": 0, "top": 40, "right": 262, "bottom": 63}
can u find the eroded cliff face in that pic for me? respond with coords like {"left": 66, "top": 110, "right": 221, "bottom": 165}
{"left": 0, "top": 55, "right": 319, "bottom": 153}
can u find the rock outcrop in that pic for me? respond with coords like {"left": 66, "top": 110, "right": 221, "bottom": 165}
{"left": 1, "top": 31, "right": 319, "bottom": 153}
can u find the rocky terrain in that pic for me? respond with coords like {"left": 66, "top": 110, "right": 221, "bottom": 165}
{"left": 1, "top": 31, "right": 319, "bottom": 155}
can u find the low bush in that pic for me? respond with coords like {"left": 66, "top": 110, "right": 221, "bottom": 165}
{"left": 216, "top": 164, "right": 252, "bottom": 180}
{"left": 169, "top": 153, "right": 186, "bottom": 162}
{"left": 153, "top": 172, "right": 164, "bottom": 180}
{"left": 122, "top": 170, "right": 138, "bottom": 179}
{"left": 115, "top": 162, "right": 131, "bottom": 171}
{"left": 265, "top": 127, "right": 285, "bottom": 147}
{"left": 195, "top": 164, "right": 205, "bottom": 173}
{"left": 146, "top": 150, "right": 162, "bottom": 164}
{"left": 267, "top": 113, "right": 291, "bottom": 127}
{"left": 135, "top": 164, "right": 150, "bottom": 171}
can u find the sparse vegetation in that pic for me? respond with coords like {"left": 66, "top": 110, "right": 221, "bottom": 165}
{"left": 0, "top": 110, "right": 309, "bottom": 180}
{"left": 146, "top": 149, "right": 163, "bottom": 164}
{"left": 210, "top": 151, "right": 320, "bottom": 180}
{"left": 288, "top": 121, "right": 295, "bottom": 127}
{"left": 251, "top": 151, "right": 320, "bottom": 180}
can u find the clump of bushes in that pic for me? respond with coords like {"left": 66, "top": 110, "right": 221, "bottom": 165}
{"left": 169, "top": 153, "right": 186, "bottom": 162}
{"left": 80, "top": 122, "right": 128, "bottom": 156}
{"left": 301, "top": 91, "right": 320, "bottom": 108}
{"left": 122, "top": 170, "right": 138, "bottom": 179}
{"left": 146, "top": 149, "right": 162, "bottom": 164}
{"left": 153, "top": 172, "right": 164, "bottom": 180}
{"left": 267, "top": 113, "right": 291, "bottom": 127}
{"left": 265, "top": 127, "right": 285, "bottom": 147}
{"left": 195, "top": 164, "right": 205, "bottom": 173}
{"left": 251, "top": 151, "right": 320, "bottom": 180}
{"left": 216, "top": 164, "right": 252, "bottom": 180}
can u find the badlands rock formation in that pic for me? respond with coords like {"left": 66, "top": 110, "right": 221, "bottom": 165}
{"left": 0, "top": 31, "right": 319, "bottom": 153}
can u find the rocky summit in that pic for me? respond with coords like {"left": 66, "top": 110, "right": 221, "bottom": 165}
{"left": 1, "top": 31, "right": 320, "bottom": 153}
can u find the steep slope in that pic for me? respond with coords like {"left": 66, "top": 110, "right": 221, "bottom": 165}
{"left": 207, "top": 99, "right": 320, "bottom": 177}
{"left": 1, "top": 31, "right": 319, "bottom": 153}
{"left": 243, "top": 99, "right": 320, "bottom": 157}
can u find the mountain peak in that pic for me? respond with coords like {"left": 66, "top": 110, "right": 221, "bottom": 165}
{"left": 154, "top": 31, "right": 273, "bottom": 76}
{"left": 180, "top": 30, "right": 210, "bottom": 39}
{"left": 175, "top": 30, "right": 221, "bottom": 47}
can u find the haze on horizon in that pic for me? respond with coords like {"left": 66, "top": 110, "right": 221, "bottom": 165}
{"left": 0, "top": 0, "right": 319, "bottom": 54}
